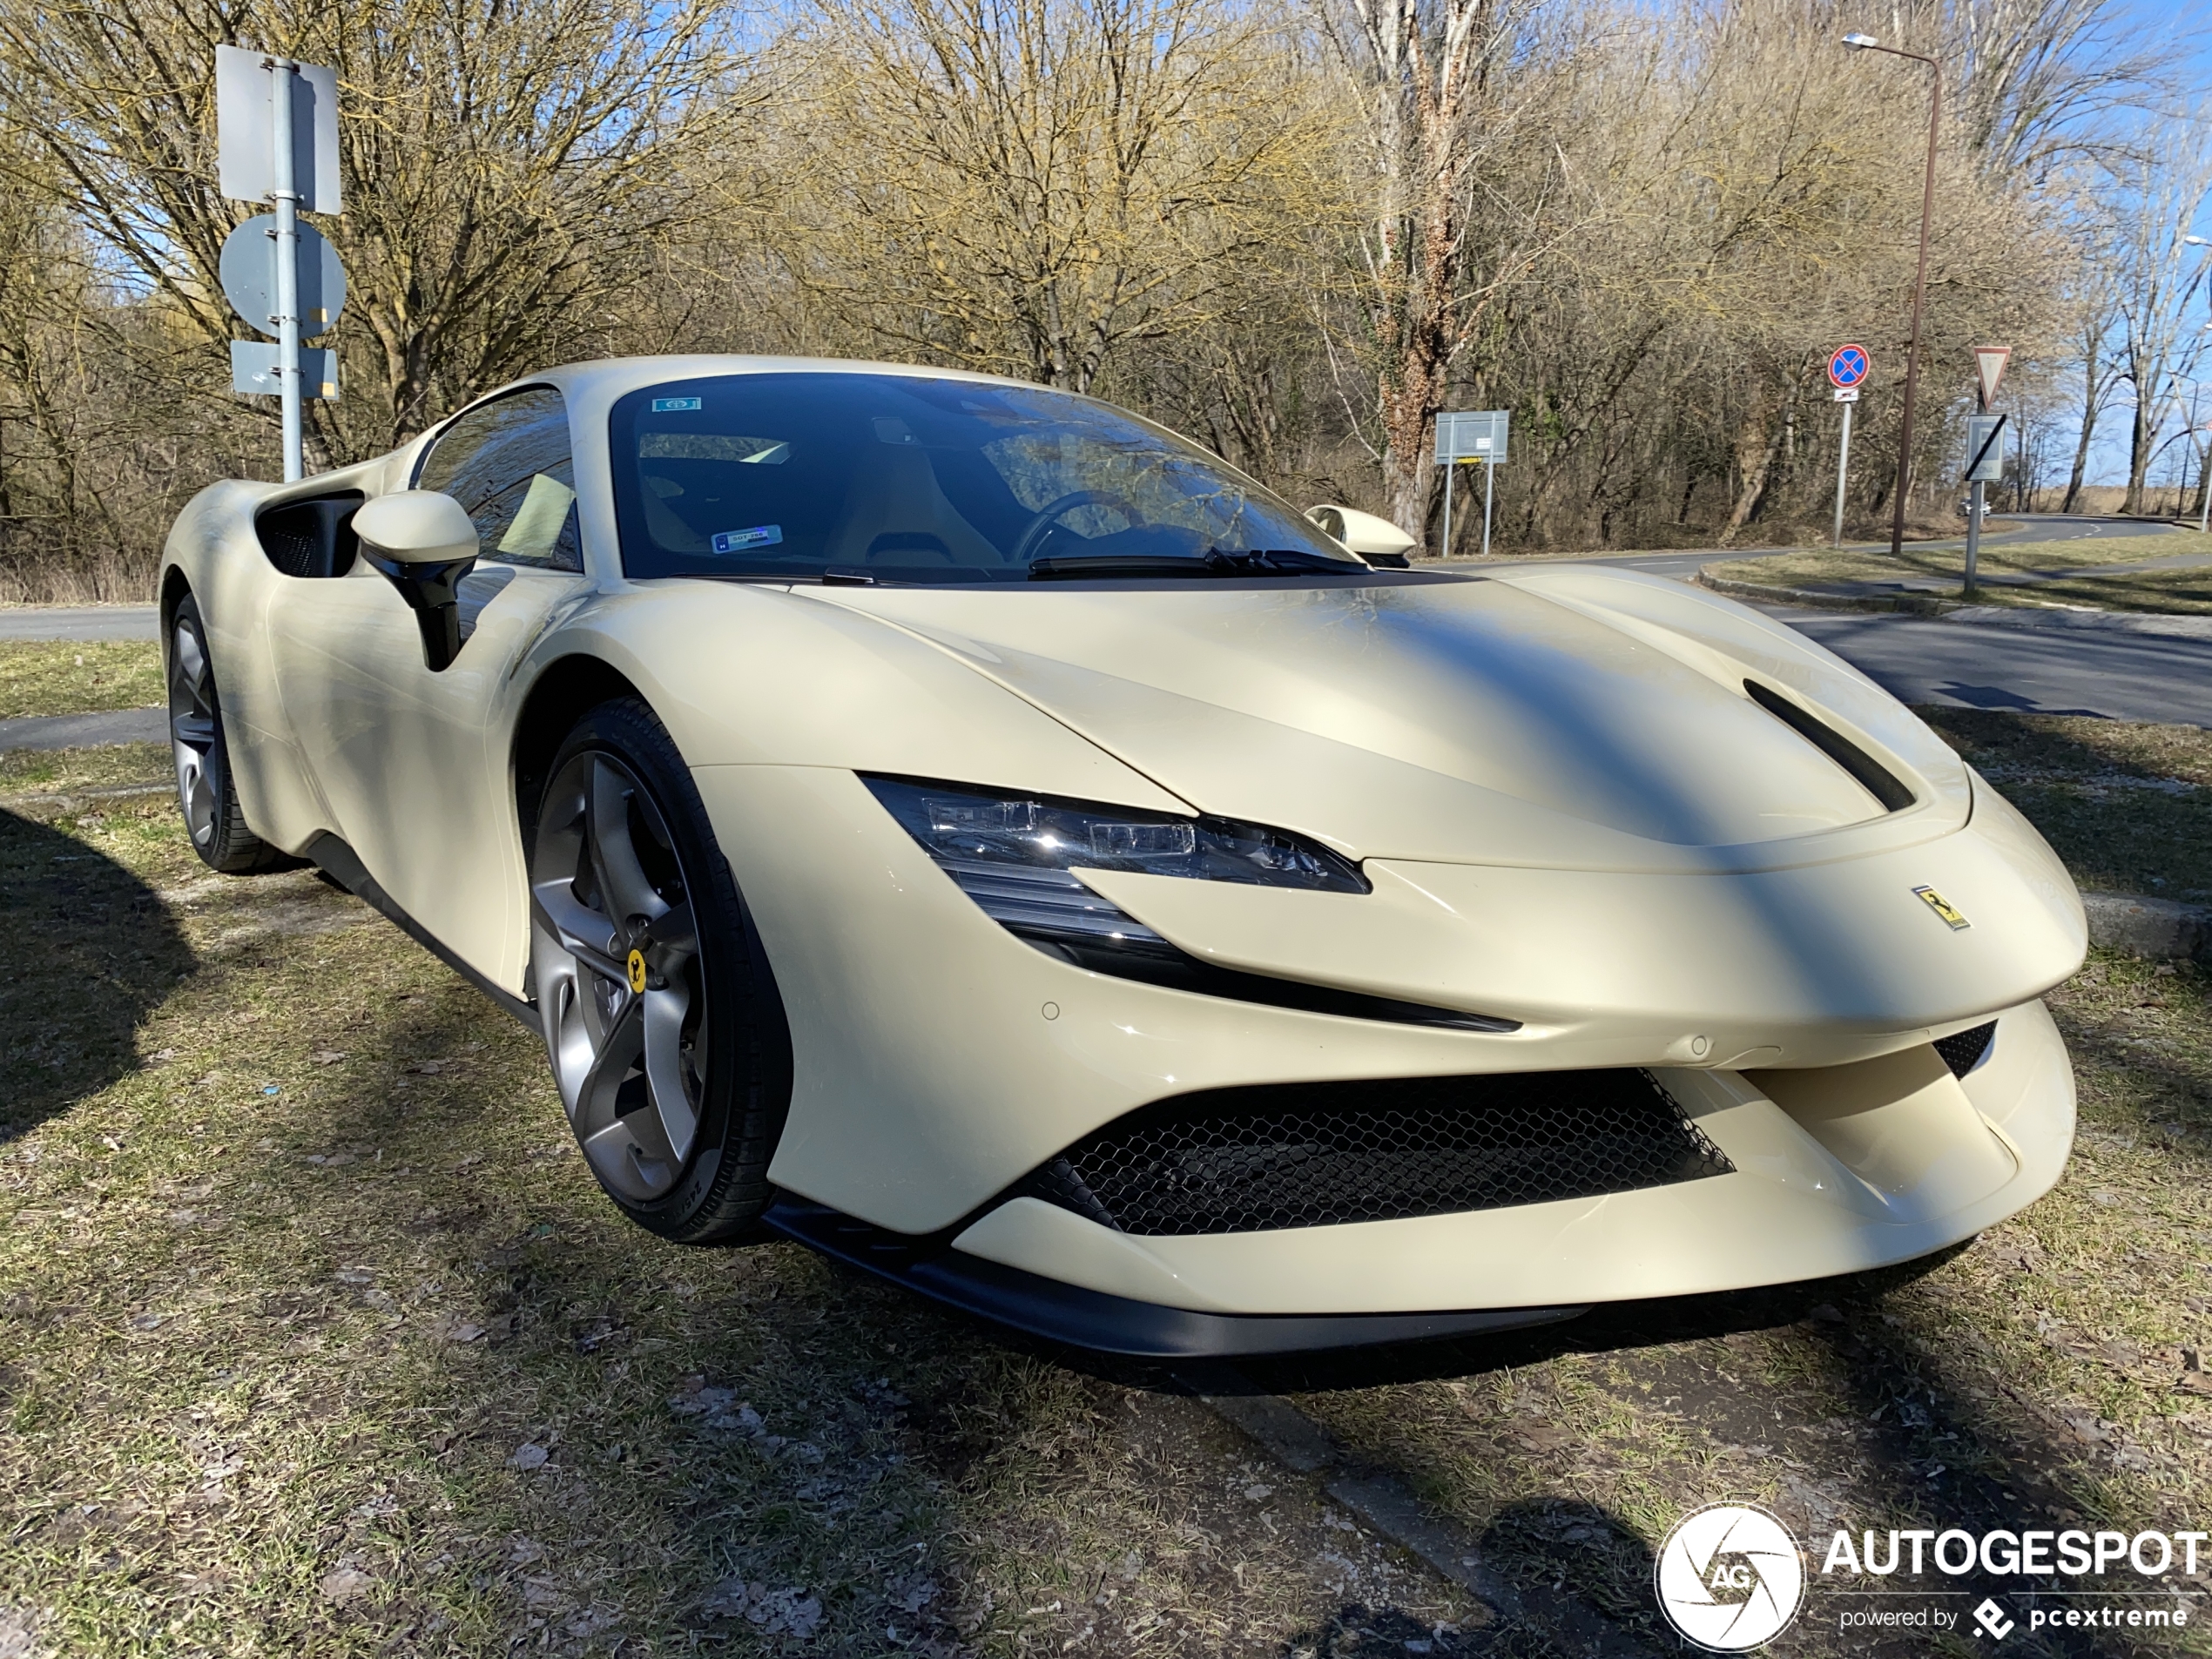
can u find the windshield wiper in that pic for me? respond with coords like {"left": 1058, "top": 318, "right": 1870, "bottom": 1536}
{"left": 1028, "top": 548, "right": 1367, "bottom": 582}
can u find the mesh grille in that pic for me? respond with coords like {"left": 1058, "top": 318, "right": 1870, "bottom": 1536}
{"left": 1021, "top": 1069, "right": 1733, "bottom": 1237}
{"left": 1934, "top": 1021, "right": 1996, "bottom": 1079}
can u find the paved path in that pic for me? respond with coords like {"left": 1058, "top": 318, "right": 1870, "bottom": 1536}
{"left": 0, "top": 605, "right": 160, "bottom": 641}
{"left": 0, "top": 707, "right": 167, "bottom": 751}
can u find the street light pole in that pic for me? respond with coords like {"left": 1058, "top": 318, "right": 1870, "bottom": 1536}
{"left": 1842, "top": 31, "right": 1940, "bottom": 561}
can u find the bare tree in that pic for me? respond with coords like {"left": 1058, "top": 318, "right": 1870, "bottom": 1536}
{"left": 0, "top": 0, "right": 749, "bottom": 453}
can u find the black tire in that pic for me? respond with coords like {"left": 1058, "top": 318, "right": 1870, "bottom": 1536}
{"left": 527, "top": 697, "right": 793, "bottom": 1243}
{"left": 168, "top": 591, "right": 293, "bottom": 874}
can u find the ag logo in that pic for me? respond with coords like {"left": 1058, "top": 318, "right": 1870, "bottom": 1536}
{"left": 1654, "top": 1502, "right": 1805, "bottom": 1651}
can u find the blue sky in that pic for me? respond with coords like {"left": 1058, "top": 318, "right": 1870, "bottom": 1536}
{"left": 2065, "top": 0, "right": 2212, "bottom": 491}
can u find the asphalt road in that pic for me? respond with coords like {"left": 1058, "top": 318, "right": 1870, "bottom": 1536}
{"left": 0, "top": 604, "right": 159, "bottom": 641}
{"left": 1581, "top": 518, "right": 2212, "bottom": 725}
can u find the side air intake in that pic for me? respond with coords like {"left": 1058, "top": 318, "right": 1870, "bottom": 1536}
{"left": 1015, "top": 1069, "right": 1733, "bottom": 1237}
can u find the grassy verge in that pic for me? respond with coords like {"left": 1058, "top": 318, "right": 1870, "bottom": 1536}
{"left": 0, "top": 779, "right": 1495, "bottom": 1656}
{"left": 3, "top": 668, "right": 2208, "bottom": 1653}
{"left": 1914, "top": 709, "right": 2212, "bottom": 905}
{"left": 1706, "top": 525, "right": 2212, "bottom": 614}
{"left": 0, "top": 642, "right": 165, "bottom": 721}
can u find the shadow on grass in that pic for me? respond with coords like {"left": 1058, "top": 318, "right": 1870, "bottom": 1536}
{"left": 0, "top": 806, "right": 192, "bottom": 1142}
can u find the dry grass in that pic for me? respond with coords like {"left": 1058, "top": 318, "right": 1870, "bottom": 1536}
{"left": 5, "top": 667, "right": 2211, "bottom": 1656}
{"left": 1706, "top": 525, "right": 2212, "bottom": 613}
{"left": 1913, "top": 709, "right": 2212, "bottom": 905}
{"left": 0, "top": 744, "right": 1496, "bottom": 1657}
{"left": 0, "top": 643, "right": 165, "bottom": 721}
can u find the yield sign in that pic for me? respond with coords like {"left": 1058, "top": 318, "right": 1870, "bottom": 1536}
{"left": 1974, "top": 346, "right": 2011, "bottom": 408}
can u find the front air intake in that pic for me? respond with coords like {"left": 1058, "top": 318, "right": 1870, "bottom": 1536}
{"left": 1016, "top": 1069, "right": 1733, "bottom": 1237}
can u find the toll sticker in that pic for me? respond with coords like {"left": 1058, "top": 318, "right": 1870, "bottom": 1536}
{"left": 710, "top": 525, "right": 783, "bottom": 554}
{"left": 652, "top": 396, "right": 704, "bottom": 412}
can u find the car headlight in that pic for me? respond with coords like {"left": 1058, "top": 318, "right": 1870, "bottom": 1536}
{"left": 862, "top": 774, "right": 1515, "bottom": 1034}
{"left": 865, "top": 775, "right": 1366, "bottom": 958}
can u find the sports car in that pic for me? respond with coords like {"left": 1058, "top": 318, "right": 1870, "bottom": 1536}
{"left": 159, "top": 355, "right": 2086, "bottom": 1356}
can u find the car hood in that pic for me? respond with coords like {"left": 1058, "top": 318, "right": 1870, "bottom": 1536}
{"left": 805, "top": 566, "right": 1973, "bottom": 873}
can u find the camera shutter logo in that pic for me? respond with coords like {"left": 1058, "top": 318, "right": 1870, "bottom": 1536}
{"left": 1654, "top": 1502, "right": 1806, "bottom": 1651}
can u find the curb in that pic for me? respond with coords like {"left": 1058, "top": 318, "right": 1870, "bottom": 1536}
{"left": 1178, "top": 1367, "right": 1662, "bottom": 1657}
{"left": 1696, "top": 570, "right": 2212, "bottom": 640}
{"left": 2082, "top": 893, "right": 2212, "bottom": 963}
{"left": 1695, "top": 570, "right": 1957, "bottom": 614}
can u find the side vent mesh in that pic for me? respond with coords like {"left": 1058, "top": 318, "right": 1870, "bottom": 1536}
{"left": 1933, "top": 1021, "right": 1996, "bottom": 1079}
{"left": 1019, "top": 1069, "right": 1734, "bottom": 1237}
{"left": 1743, "top": 680, "right": 1914, "bottom": 812}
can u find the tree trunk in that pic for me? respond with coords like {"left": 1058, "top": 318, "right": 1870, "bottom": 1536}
{"left": 1717, "top": 404, "right": 1782, "bottom": 545}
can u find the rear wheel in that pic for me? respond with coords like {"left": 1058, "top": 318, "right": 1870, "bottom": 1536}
{"left": 528, "top": 698, "right": 792, "bottom": 1242}
{"left": 168, "top": 592, "right": 291, "bottom": 874}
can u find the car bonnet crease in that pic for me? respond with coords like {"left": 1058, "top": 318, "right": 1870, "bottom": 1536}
{"left": 802, "top": 571, "right": 1968, "bottom": 872}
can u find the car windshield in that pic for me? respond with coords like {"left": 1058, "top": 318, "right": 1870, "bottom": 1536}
{"left": 608, "top": 372, "right": 1362, "bottom": 583}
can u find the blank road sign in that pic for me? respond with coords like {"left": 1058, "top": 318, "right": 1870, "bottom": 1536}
{"left": 219, "top": 216, "right": 346, "bottom": 337}
{"left": 231, "top": 341, "right": 338, "bottom": 401}
{"left": 215, "top": 45, "right": 341, "bottom": 213}
{"left": 1435, "top": 410, "right": 1508, "bottom": 464}
{"left": 1963, "top": 414, "right": 2006, "bottom": 482}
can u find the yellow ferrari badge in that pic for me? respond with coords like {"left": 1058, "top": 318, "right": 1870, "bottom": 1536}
{"left": 1912, "top": 886, "right": 1970, "bottom": 931}
{"left": 627, "top": 948, "right": 648, "bottom": 993}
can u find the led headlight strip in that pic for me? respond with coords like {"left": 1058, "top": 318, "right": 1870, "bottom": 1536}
{"left": 865, "top": 777, "right": 1517, "bottom": 1034}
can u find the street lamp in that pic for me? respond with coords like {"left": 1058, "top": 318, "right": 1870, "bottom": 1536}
{"left": 1843, "top": 30, "right": 1943, "bottom": 560}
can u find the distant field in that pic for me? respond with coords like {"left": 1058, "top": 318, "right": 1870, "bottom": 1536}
{"left": 0, "top": 641, "right": 165, "bottom": 720}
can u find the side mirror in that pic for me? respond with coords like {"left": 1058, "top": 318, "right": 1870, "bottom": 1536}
{"left": 1308, "top": 504, "right": 1417, "bottom": 568}
{"left": 354, "top": 490, "right": 479, "bottom": 671}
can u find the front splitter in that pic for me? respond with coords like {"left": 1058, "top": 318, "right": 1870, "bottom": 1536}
{"left": 760, "top": 1197, "right": 1585, "bottom": 1358}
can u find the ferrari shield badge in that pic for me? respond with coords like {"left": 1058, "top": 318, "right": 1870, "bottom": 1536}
{"left": 627, "top": 948, "right": 648, "bottom": 994}
{"left": 1912, "top": 886, "right": 1970, "bottom": 931}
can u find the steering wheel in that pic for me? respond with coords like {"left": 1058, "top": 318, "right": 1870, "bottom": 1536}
{"left": 1010, "top": 489, "right": 1143, "bottom": 563}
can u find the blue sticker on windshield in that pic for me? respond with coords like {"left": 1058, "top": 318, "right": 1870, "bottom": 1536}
{"left": 711, "top": 525, "right": 783, "bottom": 554}
{"left": 652, "top": 396, "right": 703, "bottom": 412}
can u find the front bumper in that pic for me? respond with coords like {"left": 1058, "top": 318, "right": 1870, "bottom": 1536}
{"left": 694, "top": 765, "right": 2074, "bottom": 1323}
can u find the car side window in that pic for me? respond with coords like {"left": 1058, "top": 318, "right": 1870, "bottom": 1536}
{"left": 414, "top": 387, "right": 583, "bottom": 572}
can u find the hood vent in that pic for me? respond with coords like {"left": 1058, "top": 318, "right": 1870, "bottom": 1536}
{"left": 1743, "top": 681, "right": 1913, "bottom": 813}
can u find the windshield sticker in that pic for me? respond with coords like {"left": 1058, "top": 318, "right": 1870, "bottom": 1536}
{"left": 651, "top": 396, "right": 703, "bottom": 413}
{"left": 711, "top": 525, "right": 783, "bottom": 554}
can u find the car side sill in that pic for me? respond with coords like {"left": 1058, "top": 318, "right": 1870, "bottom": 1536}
{"left": 305, "top": 832, "right": 538, "bottom": 1030}
{"left": 760, "top": 1197, "right": 1585, "bottom": 1357}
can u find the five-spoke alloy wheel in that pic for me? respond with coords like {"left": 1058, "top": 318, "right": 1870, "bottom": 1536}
{"left": 528, "top": 698, "right": 789, "bottom": 1240}
{"left": 168, "top": 592, "right": 287, "bottom": 873}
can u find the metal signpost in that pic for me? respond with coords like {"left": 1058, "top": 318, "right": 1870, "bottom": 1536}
{"left": 1434, "top": 410, "right": 1509, "bottom": 559}
{"left": 1826, "top": 344, "right": 1869, "bottom": 547}
{"left": 215, "top": 45, "right": 344, "bottom": 482}
{"left": 1961, "top": 347, "right": 2011, "bottom": 597}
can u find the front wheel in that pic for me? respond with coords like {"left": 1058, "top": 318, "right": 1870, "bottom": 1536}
{"left": 168, "top": 592, "right": 292, "bottom": 874}
{"left": 528, "top": 698, "right": 792, "bottom": 1243}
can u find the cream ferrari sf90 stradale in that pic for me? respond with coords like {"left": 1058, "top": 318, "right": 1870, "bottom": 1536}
{"left": 160, "top": 357, "right": 2085, "bottom": 1355}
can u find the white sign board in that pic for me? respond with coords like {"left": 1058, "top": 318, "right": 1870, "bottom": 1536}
{"left": 1963, "top": 414, "right": 2006, "bottom": 483}
{"left": 215, "top": 45, "right": 341, "bottom": 213}
{"left": 1435, "top": 410, "right": 1508, "bottom": 465}
{"left": 232, "top": 341, "right": 338, "bottom": 401}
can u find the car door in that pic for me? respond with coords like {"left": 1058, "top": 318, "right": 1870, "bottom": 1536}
{"left": 268, "top": 386, "right": 590, "bottom": 993}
